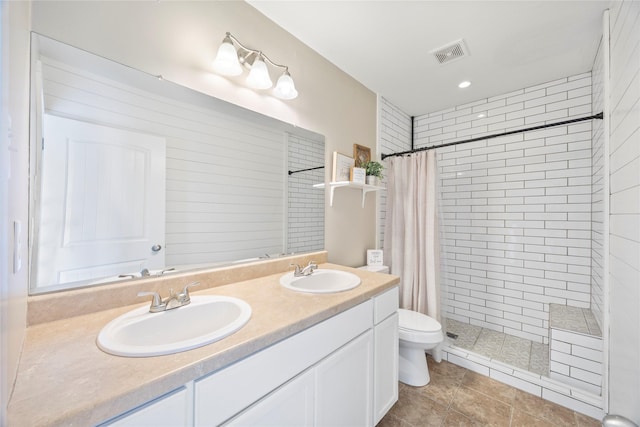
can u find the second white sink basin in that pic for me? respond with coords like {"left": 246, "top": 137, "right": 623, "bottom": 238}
{"left": 280, "top": 269, "right": 361, "bottom": 294}
{"left": 97, "top": 295, "right": 251, "bottom": 357}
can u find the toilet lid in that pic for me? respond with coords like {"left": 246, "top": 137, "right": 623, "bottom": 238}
{"left": 398, "top": 309, "right": 441, "bottom": 332}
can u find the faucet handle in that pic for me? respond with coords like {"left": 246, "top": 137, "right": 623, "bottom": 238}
{"left": 138, "top": 291, "right": 165, "bottom": 312}
{"left": 290, "top": 263, "right": 302, "bottom": 275}
{"left": 300, "top": 260, "right": 318, "bottom": 276}
{"left": 179, "top": 282, "right": 200, "bottom": 303}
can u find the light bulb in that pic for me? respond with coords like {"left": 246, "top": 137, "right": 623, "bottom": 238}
{"left": 273, "top": 71, "right": 298, "bottom": 100}
{"left": 246, "top": 56, "right": 273, "bottom": 89}
{"left": 212, "top": 36, "right": 242, "bottom": 76}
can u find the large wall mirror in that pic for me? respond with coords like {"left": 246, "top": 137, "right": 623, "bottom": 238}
{"left": 29, "top": 33, "right": 325, "bottom": 294}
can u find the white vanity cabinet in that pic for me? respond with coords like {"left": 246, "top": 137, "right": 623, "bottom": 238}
{"left": 226, "top": 331, "right": 374, "bottom": 427}
{"left": 314, "top": 330, "right": 374, "bottom": 426}
{"left": 196, "top": 298, "right": 373, "bottom": 425}
{"left": 225, "top": 369, "right": 316, "bottom": 426}
{"left": 99, "top": 385, "right": 192, "bottom": 426}
{"left": 373, "top": 286, "right": 400, "bottom": 424}
{"left": 100, "top": 286, "right": 399, "bottom": 427}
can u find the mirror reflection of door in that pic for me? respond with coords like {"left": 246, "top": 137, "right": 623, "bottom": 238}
{"left": 35, "top": 114, "right": 166, "bottom": 289}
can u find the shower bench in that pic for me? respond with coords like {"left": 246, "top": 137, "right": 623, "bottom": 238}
{"left": 548, "top": 304, "right": 603, "bottom": 396}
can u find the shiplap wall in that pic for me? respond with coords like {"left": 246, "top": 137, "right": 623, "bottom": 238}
{"left": 590, "top": 38, "right": 605, "bottom": 331}
{"left": 608, "top": 0, "right": 640, "bottom": 421}
{"left": 413, "top": 73, "right": 594, "bottom": 344}
{"left": 41, "top": 57, "right": 289, "bottom": 267}
{"left": 287, "top": 133, "right": 325, "bottom": 254}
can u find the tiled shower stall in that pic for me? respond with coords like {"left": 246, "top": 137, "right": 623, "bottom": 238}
{"left": 378, "top": 35, "right": 607, "bottom": 418}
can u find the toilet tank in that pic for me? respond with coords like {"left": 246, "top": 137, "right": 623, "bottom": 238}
{"left": 358, "top": 265, "right": 389, "bottom": 274}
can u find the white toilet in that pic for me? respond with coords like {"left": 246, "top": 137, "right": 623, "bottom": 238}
{"left": 359, "top": 265, "right": 444, "bottom": 387}
{"left": 397, "top": 308, "right": 443, "bottom": 386}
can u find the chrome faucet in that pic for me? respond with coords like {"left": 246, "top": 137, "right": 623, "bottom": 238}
{"left": 290, "top": 261, "right": 318, "bottom": 277}
{"left": 138, "top": 282, "right": 200, "bottom": 312}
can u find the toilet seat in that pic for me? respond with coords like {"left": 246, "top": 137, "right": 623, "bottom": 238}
{"left": 398, "top": 309, "right": 443, "bottom": 344}
{"left": 398, "top": 309, "right": 441, "bottom": 332}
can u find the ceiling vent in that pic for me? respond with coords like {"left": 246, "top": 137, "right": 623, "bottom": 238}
{"left": 430, "top": 39, "right": 469, "bottom": 65}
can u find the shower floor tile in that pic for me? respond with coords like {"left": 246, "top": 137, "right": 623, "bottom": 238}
{"left": 445, "top": 318, "right": 481, "bottom": 350}
{"left": 529, "top": 342, "right": 550, "bottom": 376}
{"left": 473, "top": 329, "right": 506, "bottom": 359}
{"left": 445, "top": 318, "right": 549, "bottom": 376}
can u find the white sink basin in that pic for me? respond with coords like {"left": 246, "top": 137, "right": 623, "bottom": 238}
{"left": 280, "top": 269, "right": 361, "bottom": 294}
{"left": 97, "top": 295, "right": 251, "bottom": 357}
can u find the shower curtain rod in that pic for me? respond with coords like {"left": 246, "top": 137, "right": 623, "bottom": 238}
{"left": 381, "top": 112, "right": 604, "bottom": 160}
{"left": 288, "top": 166, "right": 324, "bottom": 175}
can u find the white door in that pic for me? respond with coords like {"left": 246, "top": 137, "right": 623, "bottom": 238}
{"left": 36, "top": 115, "right": 166, "bottom": 288}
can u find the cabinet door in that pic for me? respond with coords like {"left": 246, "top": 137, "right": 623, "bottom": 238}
{"left": 374, "top": 313, "right": 399, "bottom": 424}
{"left": 314, "top": 330, "right": 373, "bottom": 427}
{"left": 100, "top": 386, "right": 190, "bottom": 427}
{"left": 225, "top": 369, "right": 314, "bottom": 426}
{"left": 195, "top": 300, "right": 372, "bottom": 426}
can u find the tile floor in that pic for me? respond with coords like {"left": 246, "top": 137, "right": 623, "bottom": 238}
{"left": 378, "top": 357, "right": 601, "bottom": 427}
{"left": 445, "top": 318, "right": 549, "bottom": 376}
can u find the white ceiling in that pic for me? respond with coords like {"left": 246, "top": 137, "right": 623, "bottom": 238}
{"left": 247, "top": 1, "right": 610, "bottom": 116}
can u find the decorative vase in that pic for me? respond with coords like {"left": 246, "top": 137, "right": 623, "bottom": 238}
{"left": 366, "top": 175, "right": 378, "bottom": 186}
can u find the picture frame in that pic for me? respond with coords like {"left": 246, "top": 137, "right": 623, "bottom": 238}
{"left": 332, "top": 152, "right": 355, "bottom": 182}
{"left": 367, "top": 249, "right": 384, "bottom": 266}
{"left": 353, "top": 144, "right": 371, "bottom": 168}
{"left": 350, "top": 167, "right": 366, "bottom": 184}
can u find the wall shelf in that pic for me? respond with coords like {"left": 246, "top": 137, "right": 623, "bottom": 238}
{"left": 313, "top": 181, "right": 384, "bottom": 208}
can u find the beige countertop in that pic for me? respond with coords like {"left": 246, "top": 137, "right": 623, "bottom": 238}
{"left": 8, "top": 259, "right": 399, "bottom": 426}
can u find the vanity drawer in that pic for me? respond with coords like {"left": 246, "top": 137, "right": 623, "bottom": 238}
{"left": 99, "top": 386, "right": 190, "bottom": 427}
{"left": 374, "top": 286, "right": 399, "bottom": 324}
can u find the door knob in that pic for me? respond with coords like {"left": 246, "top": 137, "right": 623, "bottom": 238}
{"left": 151, "top": 244, "right": 162, "bottom": 252}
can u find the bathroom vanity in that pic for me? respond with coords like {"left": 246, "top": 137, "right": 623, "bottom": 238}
{"left": 7, "top": 253, "right": 399, "bottom": 426}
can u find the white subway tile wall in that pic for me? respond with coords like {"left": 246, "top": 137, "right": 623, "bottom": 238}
{"left": 378, "top": 97, "right": 412, "bottom": 249}
{"left": 287, "top": 134, "right": 325, "bottom": 254}
{"left": 608, "top": 0, "right": 640, "bottom": 419}
{"left": 378, "top": 79, "right": 607, "bottom": 416}
{"left": 411, "top": 73, "right": 595, "bottom": 344}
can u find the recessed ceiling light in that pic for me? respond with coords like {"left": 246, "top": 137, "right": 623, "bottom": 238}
{"left": 458, "top": 81, "right": 471, "bottom": 88}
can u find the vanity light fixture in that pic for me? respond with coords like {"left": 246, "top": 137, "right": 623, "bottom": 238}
{"left": 213, "top": 32, "right": 298, "bottom": 100}
{"left": 458, "top": 80, "right": 471, "bottom": 89}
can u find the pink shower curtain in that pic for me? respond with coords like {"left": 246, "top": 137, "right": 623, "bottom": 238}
{"left": 383, "top": 150, "right": 440, "bottom": 321}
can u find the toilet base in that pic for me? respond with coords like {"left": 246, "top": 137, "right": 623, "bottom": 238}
{"left": 399, "top": 347, "right": 430, "bottom": 386}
